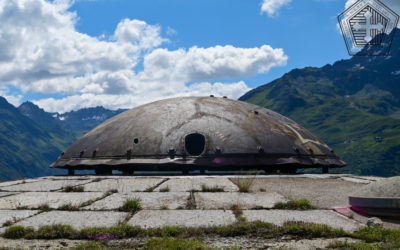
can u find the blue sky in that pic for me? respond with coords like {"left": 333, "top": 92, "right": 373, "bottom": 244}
{"left": 0, "top": 0, "right": 398, "bottom": 112}
{"left": 69, "top": 0, "right": 349, "bottom": 87}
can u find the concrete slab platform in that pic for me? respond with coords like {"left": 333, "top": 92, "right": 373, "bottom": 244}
{"left": 0, "top": 179, "right": 39, "bottom": 188}
{"left": 1, "top": 179, "right": 92, "bottom": 192}
{"left": 84, "top": 192, "right": 188, "bottom": 210}
{"left": 0, "top": 192, "right": 103, "bottom": 209}
{"left": 14, "top": 211, "right": 129, "bottom": 230}
{"left": 0, "top": 192, "right": 19, "bottom": 198}
{"left": 128, "top": 210, "right": 236, "bottom": 228}
{"left": 155, "top": 177, "right": 238, "bottom": 192}
{"left": 242, "top": 210, "right": 363, "bottom": 232}
{"left": 82, "top": 178, "right": 165, "bottom": 193}
{"left": 195, "top": 192, "right": 287, "bottom": 209}
{"left": 0, "top": 210, "right": 39, "bottom": 227}
{"left": 340, "top": 177, "right": 372, "bottom": 184}
{"left": 244, "top": 177, "right": 366, "bottom": 208}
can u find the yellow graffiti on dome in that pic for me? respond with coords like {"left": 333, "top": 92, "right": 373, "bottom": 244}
{"left": 285, "top": 124, "right": 327, "bottom": 147}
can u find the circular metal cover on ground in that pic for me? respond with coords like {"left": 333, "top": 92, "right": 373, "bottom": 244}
{"left": 51, "top": 97, "right": 345, "bottom": 172}
{"left": 349, "top": 177, "right": 400, "bottom": 217}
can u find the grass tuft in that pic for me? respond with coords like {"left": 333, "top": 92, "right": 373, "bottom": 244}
{"left": 230, "top": 204, "right": 243, "bottom": 219}
{"left": 185, "top": 192, "right": 196, "bottom": 209}
{"left": 1, "top": 220, "right": 352, "bottom": 241}
{"left": 159, "top": 186, "right": 170, "bottom": 192}
{"left": 144, "top": 187, "right": 155, "bottom": 192}
{"left": 57, "top": 203, "right": 80, "bottom": 211}
{"left": 231, "top": 177, "right": 255, "bottom": 193}
{"left": 33, "top": 224, "right": 77, "bottom": 239}
{"left": 38, "top": 204, "right": 53, "bottom": 212}
{"left": 273, "top": 199, "right": 317, "bottom": 210}
{"left": 16, "top": 206, "right": 29, "bottom": 210}
{"left": 3, "top": 226, "right": 34, "bottom": 239}
{"left": 282, "top": 221, "right": 348, "bottom": 238}
{"left": 201, "top": 184, "right": 224, "bottom": 192}
{"left": 118, "top": 198, "right": 142, "bottom": 213}
{"left": 62, "top": 185, "right": 84, "bottom": 192}
{"left": 352, "top": 226, "right": 400, "bottom": 244}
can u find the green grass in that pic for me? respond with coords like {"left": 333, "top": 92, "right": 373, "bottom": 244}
{"left": 1, "top": 221, "right": 349, "bottom": 240}
{"left": 159, "top": 186, "right": 170, "bottom": 192}
{"left": 201, "top": 184, "right": 224, "bottom": 192}
{"left": 144, "top": 187, "right": 155, "bottom": 192}
{"left": 118, "top": 198, "right": 142, "bottom": 213}
{"left": 72, "top": 237, "right": 213, "bottom": 250}
{"left": 352, "top": 226, "right": 400, "bottom": 244}
{"left": 2, "top": 226, "right": 34, "bottom": 239}
{"left": 38, "top": 204, "right": 53, "bottom": 212}
{"left": 230, "top": 204, "right": 243, "bottom": 219}
{"left": 32, "top": 224, "right": 76, "bottom": 239}
{"left": 282, "top": 221, "right": 347, "bottom": 238}
{"left": 62, "top": 185, "right": 84, "bottom": 192}
{"left": 273, "top": 199, "right": 317, "bottom": 210}
{"left": 57, "top": 203, "right": 80, "bottom": 211}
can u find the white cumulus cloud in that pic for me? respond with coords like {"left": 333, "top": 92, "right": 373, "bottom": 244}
{"left": 140, "top": 45, "right": 288, "bottom": 83}
{"left": 0, "top": 0, "right": 288, "bottom": 112}
{"left": 261, "top": 0, "right": 292, "bottom": 17}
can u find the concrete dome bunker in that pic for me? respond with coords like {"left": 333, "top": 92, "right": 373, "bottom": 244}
{"left": 51, "top": 96, "right": 346, "bottom": 175}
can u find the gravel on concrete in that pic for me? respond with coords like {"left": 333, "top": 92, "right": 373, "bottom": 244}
{"left": 0, "top": 179, "right": 91, "bottom": 192}
{"left": 83, "top": 192, "right": 189, "bottom": 210}
{"left": 14, "top": 211, "right": 129, "bottom": 230}
{"left": 0, "top": 238, "right": 89, "bottom": 249}
{"left": 204, "top": 236, "right": 359, "bottom": 250}
{"left": 82, "top": 178, "right": 165, "bottom": 193}
{"left": 195, "top": 192, "right": 287, "bottom": 209}
{"left": 128, "top": 210, "right": 236, "bottom": 228}
{"left": 351, "top": 176, "right": 400, "bottom": 198}
{"left": 243, "top": 210, "right": 363, "bottom": 232}
{"left": 155, "top": 177, "right": 238, "bottom": 192}
{"left": 0, "top": 192, "right": 103, "bottom": 209}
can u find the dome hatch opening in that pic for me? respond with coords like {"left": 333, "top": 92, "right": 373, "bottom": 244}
{"left": 185, "top": 133, "right": 205, "bottom": 156}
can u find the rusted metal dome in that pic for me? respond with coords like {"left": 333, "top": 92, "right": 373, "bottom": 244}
{"left": 51, "top": 97, "right": 345, "bottom": 175}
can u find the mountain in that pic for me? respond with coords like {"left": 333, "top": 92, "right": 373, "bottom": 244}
{"left": 18, "top": 103, "right": 127, "bottom": 138}
{"left": 0, "top": 100, "right": 126, "bottom": 180}
{"left": 0, "top": 97, "right": 74, "bottom": 180}
{"left": 53, "top": 106, "right": 127, "bottom": 137}
{"left": 240, "top": 28, "right": 400, "bottom": 177}
{"left": 18, "top": 102, "right": 64, "bottom": 133}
